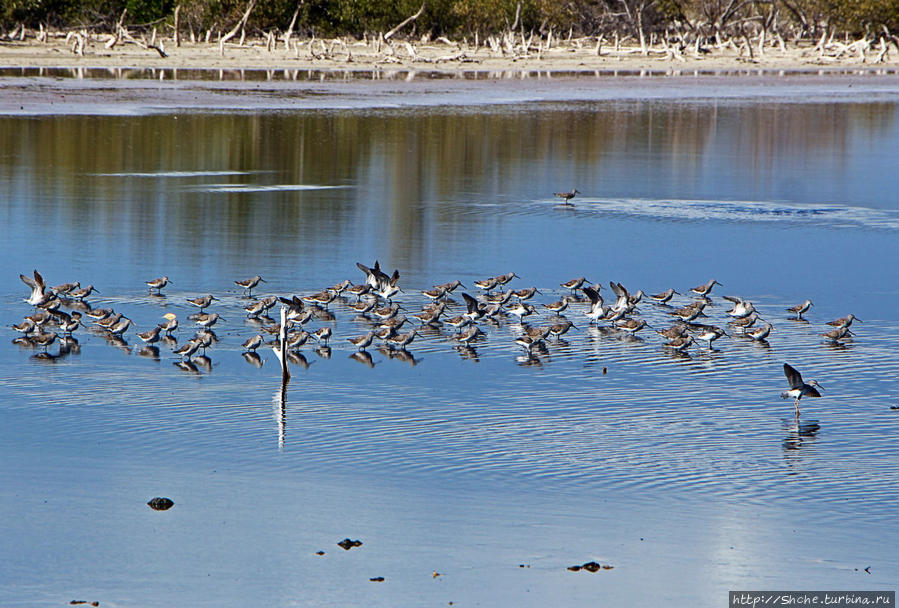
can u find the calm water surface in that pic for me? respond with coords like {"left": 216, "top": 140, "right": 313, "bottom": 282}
{"left": 2, "top": 76, "right": 899, "bottom": 606}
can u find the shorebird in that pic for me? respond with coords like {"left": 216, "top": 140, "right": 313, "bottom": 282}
{"left": 730, "top": 312, "right": 761, "bottom": 332}
{"left": 434, "top": 279, "right": 464, "bottom": 294}
{"left": 243, "top": 300, "right": 268, "bottom": 318}
{"left": 51, "top": 281, "right": 80, "bottom": 295}
{"left": 356, "top": 261, "right": 390, "bottom": 290}
{"left": 311, "top": 326, "right": 332, "bottom": 345}
{"left": 609, "top": 282, "right": 633, "bottom": 312}
{"left": 826, "top": 314, "right": 860, "bottom": 329}
{"left": 59, "top": 312, "right": 82, "bottom": 335}
{"left": 561, "top": 277, "right": 590, "bottom": 292}
{"left": 242, "top": 334, "right": 264, "bottom": 352}
{"left": 106, "top": 317, "right": 132, "bottom": 336}
{"left": 582, "top": 285, "right": 607, "bottom": 323}
{"left": 349, "top": 299, "right": 377, "bottom": 315}
{"left": 421, "top": 286, "right": 447, "bottom": 301}
{"left": 650, "top": 288, "right": 679, "bottom": 304}
{"left": 187, "top": 294, "right": 216, "bottom": 311}
{"left": 723, "top": 296, "right": 755, "bottom": 319}
{"left": 615, "top": 318, "right": 649, "bottom": 334}
{"left": 137, "top": 326, "right": 162, "bottom": 345}
{"left": 473, "top": 276, "right": 499, "bottom": 292}
{"left": 544, "top": 296, "right": 574, "bottom": 314}
{"left": 286, "top": 330, "right": 310, "bottom": 351}
{"left": 747, "top": 323, "right": 773, "bottom": 341}
{"left": 485, "top": 289, "right": 515, "bottom": 305}
{"left": 512, "top": 287, "right": 539, "bottom": 302}
{"left": 690, "top": 279, "right": 721, "bottom": 297}
{"left": 664, "top": 335, "right": 694, "bottom": 351}
{"left": 235, "top": 275, "right": 265, "bottom": 296}
{"left": 671, "top": 303, "right": 705, "bottom": 323}
{"left": 554, "top": 189, "right": 580, "bottom": 204}
{"left": 31, "top": 331, "right": 58, "bottom": 353}
{"left": 372, "top": 303, "right": 402, "bottom": 321}
{"left": 455, "top": 326, "right": 484, "bottom": 344}
{"left": 782, "top": 363, "right": 823, "bottom": 417}
{"left": 821, "top": 326, "right": 853, "bottom": 343}
{"left": 786, "top": 299, "right": 813, "bottom": 319}
{"left": 657, "top": 323, "right": 689, "bottom": 339}
{"left": 69, "top": 284, "right": 98, "bottom": 300}
{"left": 302, "top": 290, "right": 336, "bottom": 307}
{"left": 695, "top": 325, "right": 727, "bottom": 349}
{"left": 376, "top": 270, "right": 402, "bottom": 301}
{"left": 461, "top": 293, "right": 486, "bottom": 321}
{"left": 12, "top": 318, "right": 36, "bottom": 335}
{"left": 525, "top": 325, "right": 553, "bottom": 341}
{"left": 345, "top": 283, "right": 372, "bottom": 299}
{"left": 158, "top": 313, "right": 178, "bottom": 335}
{"left": 20, "top": 270, "right": 53, "bottom": 307}
{"left": 327, "top": 279, "right": 352, "bottom": 295}
{"left": 444, "top": 314, "right": 472, "bottom": 332}
{"left": 506, "top": 302, "right": 537, "bottom": 320}
{"left": 84, "top": 307, "right": 113, "bottom": 321}
{"left": 173, "top": 339, "right": 200, "bottom": 361}
{"left": 387, "top": 329, "right": 419, "bottom": 350}
{"left": 514, "top": 334, "right": 542, "bottom": 354}
{"left": 194, "top": 312, "right": 223, "bottom": 330}
{"left": 495, "top": 272, "right": 519, "bottom": 286}
{"left": 146, "top": 276, "right": 171, "bottom": 294}
{"left": 94, "top": 312, "right": 124, "bottom": 330}
{"left": 347, "top": 331, "right": 376, "bottom": 351}
{"left": 549, "top": 320, "right": 577, "bottom": 338}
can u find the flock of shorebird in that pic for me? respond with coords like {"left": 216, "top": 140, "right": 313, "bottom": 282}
{"left": 13, "top": 263, "right": 859, "bottom": 417}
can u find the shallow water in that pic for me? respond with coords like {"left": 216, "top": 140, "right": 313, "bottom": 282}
{"left": 2, "top": 76, "right": 899, "bottom": 606}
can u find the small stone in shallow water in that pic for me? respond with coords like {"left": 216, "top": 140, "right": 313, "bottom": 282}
{"left": 337, "top": 538, "right": 363, "bottom": 550}
{"left": 568, "top": 561, "right": 611, "bottom": 572}
{"left": 147, "top": 497, "right": 174, "bottom": 511}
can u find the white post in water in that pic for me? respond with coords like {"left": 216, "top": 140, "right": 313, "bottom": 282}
{"left": 278, "top": 305, "right": 290, "bottom": 381}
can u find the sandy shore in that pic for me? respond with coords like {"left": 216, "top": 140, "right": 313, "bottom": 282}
{"left": 2, "top": 36, "right": 898, "bottom": 73}
{"left": 2, "top": 37, "right": 898, "bottom": 115}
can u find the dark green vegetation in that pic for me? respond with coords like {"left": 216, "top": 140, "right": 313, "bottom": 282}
{"left": 2, "top": 0, "right": 898, "bottom": 43}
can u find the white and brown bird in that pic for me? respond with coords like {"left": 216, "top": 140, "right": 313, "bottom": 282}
{"left": 554, "top": 189, "right": 580, "bottom": 204}
{"left": 782, "top": 363, "right": 823, "bottom": 417}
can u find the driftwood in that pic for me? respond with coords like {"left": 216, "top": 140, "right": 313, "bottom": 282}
{"left": 220, "top": 0, "right": 258, "bottom": 55}
{"left": 282, "top": 3, "right": 301, "bottom": 51}
{"left": 385, "top": 2, "right": 425, "bottom": 41}
{"left": 173, "top": 5, "right": 181, "bottom": 47}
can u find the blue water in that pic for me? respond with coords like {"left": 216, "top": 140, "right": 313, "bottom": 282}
{"left": 2, "top": 74, "right": 898, "bottom": 607}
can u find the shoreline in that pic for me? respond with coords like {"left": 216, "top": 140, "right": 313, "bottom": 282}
{"left": 2, "top": 38, "right": 898, "bottom": 115}
{"left": 2, "top": 37, "right": 898, "bottom": 73}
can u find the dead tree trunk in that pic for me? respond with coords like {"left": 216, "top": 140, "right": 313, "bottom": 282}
{"left": 384, "top": 2, "right": 426, "bottom": 41}
{"left": 283, "top": 3, "right": 301, "bottom": 51}
{"left": 220, "top": 0, "right": 258, "bottom": 55}
{"left": 173, "top": 5, "right": 181, "bottom": 47}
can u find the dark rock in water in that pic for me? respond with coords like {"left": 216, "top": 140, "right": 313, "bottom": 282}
{"left": 147, "top": 497, "right": 174, "bottom": 511}
{"left": 337, "top": 538, "right": 363, "bottom": 550}
{"left": 568, "top": 560, "right": 611, "bottom": 572}
{"left": 369, "top": 576, "right": 385, "bottom": 582}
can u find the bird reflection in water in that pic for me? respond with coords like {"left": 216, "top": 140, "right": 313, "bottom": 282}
{"left": 782, "top": 419, "right": 821, "bottom": 452}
